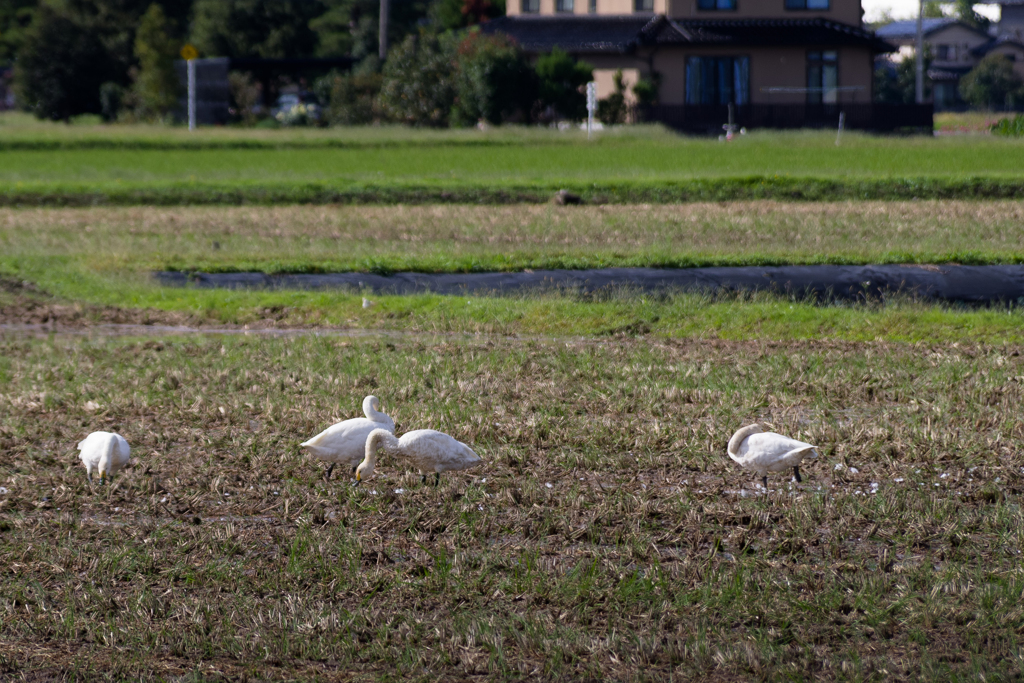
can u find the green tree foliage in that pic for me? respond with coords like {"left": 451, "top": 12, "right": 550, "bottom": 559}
{"left": 451, "top": 31, "right": 535, "bottom": 125}
{"left": 320, "top": 62, "right": 383, "bottom": 124}
{"left": 534, "top": 47, "right": 592, "bottom": 121}
{"left": 922, "top": 1, "right": 944, "bottom": 18}
{"left": 952, "top": 0, "right": 989, "bottom": 30}
{"left": 190, "top": 0, "right": 326, "bottom": 58}
{"left": 874, "top": 53, "right": 930, "bottom": 104}
{"left": 377, "top": 31, "right": 458, "bottom": 126}
{"left": 432, "top": 0, "right": 505, "bottom": 31}
{"left": 959, "top": 53, "right": 1024, "bottom": 109}
{"left": 13, "top": 0, "right": 190, "bottom": 120}
{"left": 132, "top": 3, "right": 179, "bottom": 120}
{"left": 0, "top": 0, "right": 37, "bottom": 62}
{"left": 596, "top": 70, "right": 627, "bottom": 124}
{"left": 14, "top": 3, "right": 114, "bottom": 120}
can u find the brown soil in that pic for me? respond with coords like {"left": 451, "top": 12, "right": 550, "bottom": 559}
{"left": 0, "top": 276, "right": 217, "bottom": 329}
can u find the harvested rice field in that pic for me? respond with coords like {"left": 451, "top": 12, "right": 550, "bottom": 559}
{"left": 1, "top": 328, "right": 1023, "bottom": 680}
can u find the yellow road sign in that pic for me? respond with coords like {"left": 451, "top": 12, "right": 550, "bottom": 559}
{"left": 180, "top": 44, "right": 198, "bottom": 61}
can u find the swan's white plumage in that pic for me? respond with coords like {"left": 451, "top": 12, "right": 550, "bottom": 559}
{"left": 77, "top": 431, "right": 131, "bottom": 483}
{"left": 300, "top": 395, "right": 395, "bottom": 477}
{"left": 357, "top": 428, "right": 482, "bottom": 483}
{"left": 727, "top": 424, "right": 818, "bottom": 486}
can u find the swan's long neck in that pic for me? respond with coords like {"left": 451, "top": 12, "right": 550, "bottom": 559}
{"left": 728, "top": 424, "right": 763, "bottom": 459}
{"left": 357, "top": 428, "right": 400, "bottom": 481}
{"left": 363, "top": 395, "right": 390, "bottom": 424}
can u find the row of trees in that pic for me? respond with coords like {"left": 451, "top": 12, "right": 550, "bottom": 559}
{"left": 4, "top": 0, "right": 506, "bottom": 121}
{"left": 314, "top": 33, "right": 658, "bottom": 127}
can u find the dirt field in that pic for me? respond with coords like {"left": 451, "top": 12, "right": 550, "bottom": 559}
{"left": 1, "top": 324, "right": 1022, "bottom": 680}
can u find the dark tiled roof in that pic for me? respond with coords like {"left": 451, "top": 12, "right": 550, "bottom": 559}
{"left": 971, "top": 35, "right": 1024, "bottom": 56}
{"left": 483, "top": 15, "right": 894, "bottom": 53}
{"left": 874, "top": 18, "right": 959, "bottom": 39}
{"left": 673, "top": 18, "right": 895, "bottom": 50}
{"left": 481, "top": 15, "right": 679, "bottom": 53}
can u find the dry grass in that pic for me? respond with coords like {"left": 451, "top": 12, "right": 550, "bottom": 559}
{"left": 1, "top": 332, "right": 1023, "bottom": 680}
{"left": 4, "top": 201, "right": 1024, "bottom": 274}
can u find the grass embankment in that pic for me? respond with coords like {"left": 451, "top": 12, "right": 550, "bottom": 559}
{"left": 2, "top": 116, "right": 1024, "bottom": 204}
{"left": 4, "top": 202, "right": 1024, "bottom": 342}
{"left": 1, "top": 334, "right": 1023, "bottom": 679}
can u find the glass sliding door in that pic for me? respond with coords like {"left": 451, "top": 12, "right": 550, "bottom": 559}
{"left": 806, "top": 50, "right": 838, "bottom": 104}
{"left": 685, "top": 56, "right": 750, "bottom": 105}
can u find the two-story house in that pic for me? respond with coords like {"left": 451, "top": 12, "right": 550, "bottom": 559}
{"left": 874, "top": 15, "right": 1024, "bottom": 110}
{"left": 875, "top": 18, "right": 991, "bottom": 109}
{"left": 481, "top": 0, "right": 925, "bottom": 130}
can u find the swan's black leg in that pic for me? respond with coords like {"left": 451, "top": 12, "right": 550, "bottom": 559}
{"left": 434, "top": 472, "right": 441, "bottom": 487}
{"left": 793, "top": 466, "right": 802, "bottom": 483}
{"left": 421, "top": 474, "right": 427, "bottom": 484}
{"left": 761, "top": 475, "right": 768, "bottom": 490}
{"left": 324, "top": 463, "right": 335, "bottom": 480}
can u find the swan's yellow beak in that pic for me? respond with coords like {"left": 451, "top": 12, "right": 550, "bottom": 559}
{"left": 356, "top": 471, "right": 361, "bottom": 481}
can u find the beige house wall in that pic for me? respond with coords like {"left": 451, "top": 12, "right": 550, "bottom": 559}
{"left": 667, "top": 0, "right": 861, "bottom": 25}
{"left": 510, "top": 0, "right": 861, "bottom": 22}
{"left": 642, "top": 45, "right": 874, "bottom": 104}
{"left": 508, "top": 0, "right": 670, "bottom": 14}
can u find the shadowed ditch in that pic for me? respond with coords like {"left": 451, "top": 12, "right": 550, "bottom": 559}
{"left": 157, "top": 264, "right": 1024, "bottom": 303}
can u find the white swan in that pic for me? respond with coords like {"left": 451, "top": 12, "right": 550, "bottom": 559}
{"left": 300, "top": 395, "right": 395, "bottom": 479}
{"left": 727, "top": 424, "right": 819, "bottom": 489}
{"left": 77, "top": 431, "right": 131, "bottom": 484}
{"left": 356, "top": 428, "right": 483, "bottom": 485}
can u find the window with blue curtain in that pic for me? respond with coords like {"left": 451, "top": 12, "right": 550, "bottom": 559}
{"left": 697, "top": 0, "right": 736, "bottom": 9}
{"left": 685, "top": 56, "right": 749, "bottom": 105}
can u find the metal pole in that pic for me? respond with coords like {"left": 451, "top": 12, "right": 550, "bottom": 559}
{"left": 379, "top": 0, "right": 389, "bottom": 61}
{"left": 915, "top": 0, "right": 924, "bottom": 104}
{"left": 187, "top": 59, "right": 196, "bottom": 131}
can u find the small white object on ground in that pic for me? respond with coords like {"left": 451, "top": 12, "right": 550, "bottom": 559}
{"left": 362, "top": 298, "right": 375, "bottom": 309}
{"left": 77, "top": 431, "right": 131, "bottom": 484}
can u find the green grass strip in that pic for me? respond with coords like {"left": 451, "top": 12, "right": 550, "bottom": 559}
{"left": 4, "top": 176, "right": 1024, "bottom": 206}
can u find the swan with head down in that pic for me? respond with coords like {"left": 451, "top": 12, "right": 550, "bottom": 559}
{"left": 356, "top": 428, "right": 482, "bottom": 486}
{"left": 728, "top": 424, "right": 819, "bottom": 489}
{"left": 77, "top": 431, "right": 131, "bottom": 484}
{"left": 300, "top": 395, "right": 395, "bottom": 480}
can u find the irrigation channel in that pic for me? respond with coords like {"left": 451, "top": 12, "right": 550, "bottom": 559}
{"left": 157, "top": 265, "right": 1024, "bottom": 303}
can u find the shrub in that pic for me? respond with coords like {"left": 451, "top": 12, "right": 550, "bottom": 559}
{"left": 596, "top": 70, "right": 628, "bottom": 125}
{"left": 452, "top": 32, "right": 536, "bottom": 126}
{"left": 959, "top": 54, "right": 1024, "bottom": 109}
{"left": 132, "top": 4, "right": 180, "bottom": 122}
{"left": 321, "top": 70, "right": 383, "bottom": 125}
{"left": 991, "top": 114, "right": 1024, "bottom": 137}
{"left": 229, "top": 71, "right": 262, "bottom": 125}
{"left": 377, "top": 31, "right": 458, "bottom": 126}
{"left": 99, "top": 82, "right": 125, "bottom": 122}
{"left": 534, "top": 47, "right": 592, "bottom": 121}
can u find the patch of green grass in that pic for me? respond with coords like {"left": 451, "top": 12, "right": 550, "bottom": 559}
{"left": 0, "top": 334, "right": 1023, "bottom": 679}
{"left": 1, "top": 121, "right": 1024, "bottom": 205}
{"left": 3, "top": 203, "right": 1024, "bottom": 343}
{"left": 5, "top": 202, "right": 1024, "bottom": 275}
{"left": 4, "top": 255, "right": 1024, "bottom": 343}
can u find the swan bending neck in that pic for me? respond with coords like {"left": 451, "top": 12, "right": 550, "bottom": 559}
{"left": 728, "top": 424, "right": 763, "bottom": 458}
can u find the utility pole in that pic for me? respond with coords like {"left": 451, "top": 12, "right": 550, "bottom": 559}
{"left": 379, "top": 0, "right": 389, "bottom": 61}
{"left": 915, "top": 0, "right": 925, "bottom": 104}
